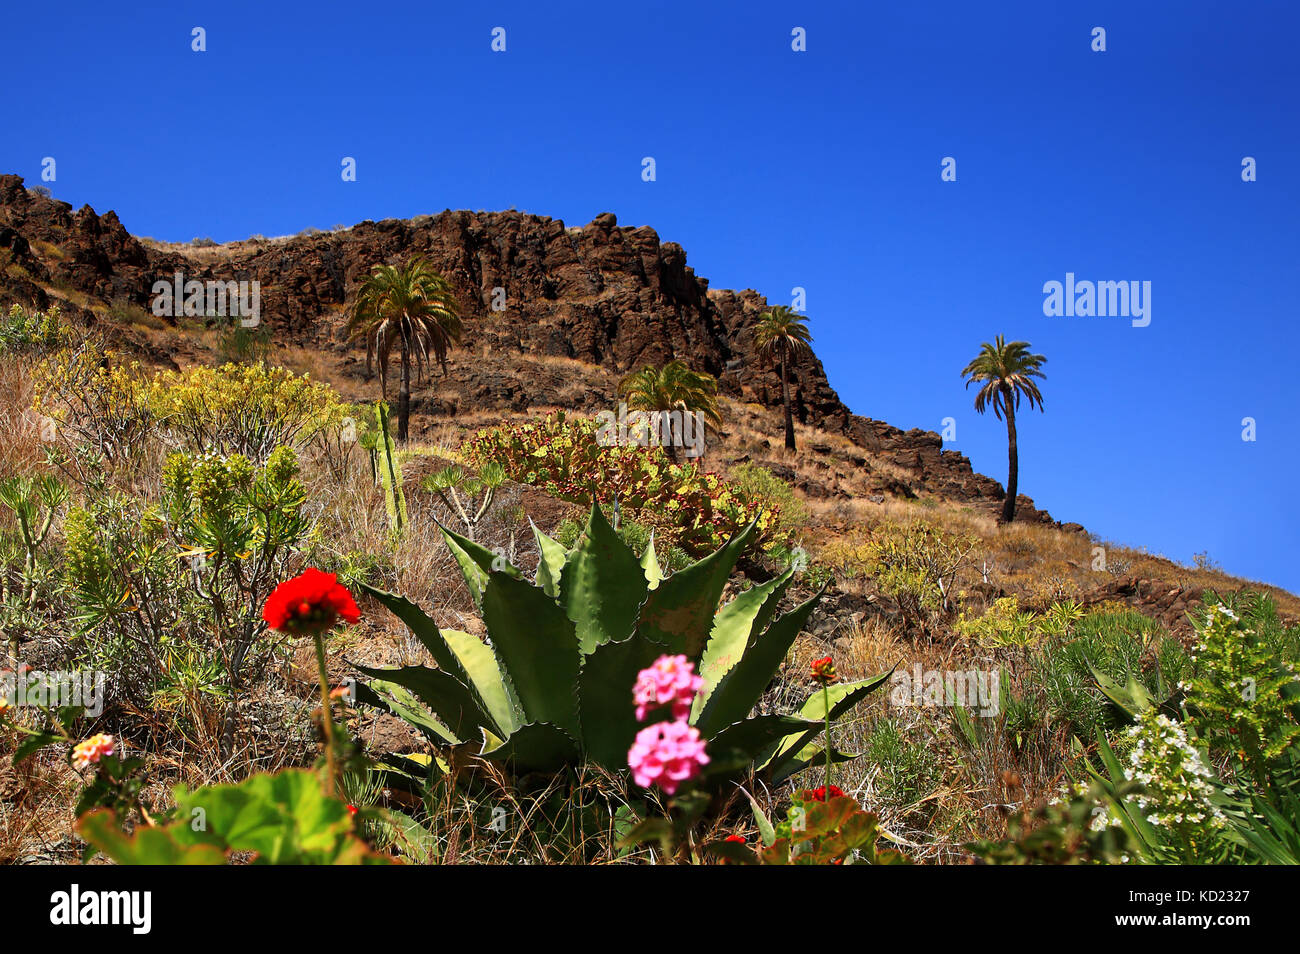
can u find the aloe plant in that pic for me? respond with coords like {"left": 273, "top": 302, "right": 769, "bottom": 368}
{"left": 355, "top": 503, "right": 891, "bottom": 780}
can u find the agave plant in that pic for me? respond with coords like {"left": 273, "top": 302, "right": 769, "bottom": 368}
{"left": 355, "top": 503, "right": 890, "bottom": 780}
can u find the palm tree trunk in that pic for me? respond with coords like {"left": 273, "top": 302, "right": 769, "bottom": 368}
{"left": 398, "top": 322, "right": 412, "bottom": 442}
{"left": 1001, "top": 393, "right": 1019, "bottom": 523}
{"left": 781, "top": 355, "right": 796, "bottom": 451}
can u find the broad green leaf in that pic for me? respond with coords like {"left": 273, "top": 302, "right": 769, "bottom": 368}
{"left": 437, "top": 522, "right": 521, "bottom": 607}
{"left": 355, "top": 663, "right": 498, "bottom": 741}
{"left": 480, "top": 573, "right": 581, "bottom": 735}
{"left": 354, "top": 680, "right": 459, "bottom": 745}
{"left": 578, "top": 630, "right": 671, "bottom": 767}
{"left": 695, "top": 588, "right": 823, "bottom": 737}
{"left": 480, "top": 722, "right": 581, "bottom": 774}
{"left": 78, "top": 811, "right": 228, "bottom": 865}
{"left": 709, "top": 714, "right": 823, "bottom": 760}
{"left": 761, "top": 669, "right": 894, "bottom": 779}
{"left": 530, "top": 519, "right": 568, "bottom": 598}
{"left": 636, "top": 520, "right": 757, "bottom": 658}
{"left": 171, "top": 769, "right": 392, "bottom": 864}
{"left": 694, "top": 568, "right": 794, "bottom": 720}
{"left": 358, "top": 584, "right": 521, "bottom": 733}
{"left": 640, "top": 533, "right": 664, "bottom": 590}
{"left": 559, "top": 502, "right": 648, "bottom": 654}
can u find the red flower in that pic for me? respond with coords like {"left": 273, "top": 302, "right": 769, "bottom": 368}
{"left": 810, "top": 655, "right": 837, "bottom": 685}
{"left": 262, "top": 568, "right": 360, "bottom": 637}
{"left": 346, "top": 804, "right": 358, "bottom": 815}
{"left": 801, "top": 785, "right": 846, "bottom": 802}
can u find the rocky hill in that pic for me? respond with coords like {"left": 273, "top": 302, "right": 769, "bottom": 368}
{"left": 0, "top": 172, "right": 1052, "bottom": 521}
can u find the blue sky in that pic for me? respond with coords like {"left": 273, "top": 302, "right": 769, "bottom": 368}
{"left": 5, "top": 1, "right": 1298, "bottom": 591}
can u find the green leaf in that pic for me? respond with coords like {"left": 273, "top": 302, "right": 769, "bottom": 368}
{"left": 694, "top": 568, "right": 794, "bottom": 720}
{"left": 354, "top": 679, "right": 460, "bottom": 745}
{"left": 358, "top": 584, "right": 521, "bottom": 734}
{"left": 12, "top": 729, "right": 63, "bottom": 764}
{"left": 530, "top": 519, "right": 568, "bottom": 598}
{"left": 709, "top": 714, "right": 823, "bottom": 761}
{"left": 77, "top": 811, "right": 228, "bottom": 865}
{"left": 740, "top": 787, "right": 778, "bottom": 846}
{"left": 578, "top": 631, "right": 670, "bottom": 767}
{"left": 438, "top": 521, "right": 521, "bottom": 607}
{"left": 761, "top": 669, "right": 894, "bottom": 780}
{"left": 172, "top": 769, "right": 391, "bottom": 864}
{"left": 695, "top": 587, "right": 823, "bottom": 737}
{"left": 640, "top": 533, "right": 664, "bottom": 590}
{"left": 559, "top": 502, "right": 648, "bottom": 654}
{"left": 480, "top": 573, "right": 581, "bottom": 735}
{"left": 354, "top": 663, "right": 498, "bottom": 741}
{"left": 636, "top": 520, "right": 756, "bottom": 658}
{"left": 480, "top": 722, "right": 581, "bottom": 774}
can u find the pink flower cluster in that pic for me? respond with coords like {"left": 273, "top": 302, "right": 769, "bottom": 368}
{"left": 632, "top": 653, "right": 704, "bottom": 721}
{"left": 627, "top": 654, "right": 709, "bottom": 795}
{"left": 628, "top": 720, "right": 711, "bottom": 795}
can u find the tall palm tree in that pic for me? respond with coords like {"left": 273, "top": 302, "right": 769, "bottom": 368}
{"left": 347, "top": 258, "right": 462, "bottom": 441}
{"left": 961, "top": 336, "right": 1046, "bottom": 524}
{"left": 617, "top": 359, "right": 722, "bottom": 461}
{"left": 753, "top": 306, "right": 813, "bottom": 451}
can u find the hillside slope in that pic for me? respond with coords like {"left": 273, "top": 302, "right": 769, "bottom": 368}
{"left": 0, "top": 173, "right": 1049, "bottom": 523}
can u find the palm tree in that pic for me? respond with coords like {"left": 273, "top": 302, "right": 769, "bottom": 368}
{"left": 961, "top": 336, "right": 1047, "bottom": 524}
{"left": 347, "top": 259, "right": 462, "bottom": 441}
{"left": 617, "top": 359, "right": 722, "bottom": 461}
{"left": 753, "top": 306, "right": 813, "bottom": 451}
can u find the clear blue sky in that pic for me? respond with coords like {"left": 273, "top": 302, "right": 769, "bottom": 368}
{"left": 5, "top": 1, "right": 1298, "bottom": 592}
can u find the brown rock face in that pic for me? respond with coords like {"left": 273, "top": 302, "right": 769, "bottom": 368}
{"left": 0, "top": 172, "right": 1055, "bottom": 521}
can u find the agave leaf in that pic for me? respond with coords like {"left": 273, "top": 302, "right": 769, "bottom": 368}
{"left": 355, "top": 664, "right": 499, "bottom": 741}
{"left": 693, "top": 567, "right": 795, "bottom": 720}
{"left": 640, "top": 533, "right": 664, "bottom": 590}
{"left": 559, "top": 502, "right": 648, "bottom": 654}
{"left": 739, "top": 786, "right": 778, "bottom": 846}
{"left": 438, "top": 522, "right": 521, "bottom": 607}
{"left": 481, "top": 573, "right": 582, "bottom": 735}
{"left": 767, "top": 744, "right": 859, "bottom": 784}
{"left": 636, "top": 520, "right": 757, "bottom": 658}
{"left": 695, "top": 587, "right": 824, "bottom": 737}
{"left": 578, "top": 630, "right": 671, "bottom": 768}
{"left": 760, "top": 669, "right": 895, "bottom": 780}
{"left": 480, "top": 722, "right": 581, "bottom": 774}
{"left": 709, "top": 714, "right": 823, "bottom": 760}
{"left": 530, "top": 519, "right": 568, "bottom": 598}
{"left": 358, "top": 584, "right": 521, "bottom": 733}
{"left": 353, "top": 680, "right": 460, "bottom": 745}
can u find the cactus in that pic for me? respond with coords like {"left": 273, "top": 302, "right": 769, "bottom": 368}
{"left": 356, "top": 502, "right": 891, "bottom": 779}
{"left": 374, "top": 401, "right": 406, "bottom": 534}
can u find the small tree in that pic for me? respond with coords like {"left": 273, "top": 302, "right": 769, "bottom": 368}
{"left": 347, "top": 259, "right": 462, "bottom": 441}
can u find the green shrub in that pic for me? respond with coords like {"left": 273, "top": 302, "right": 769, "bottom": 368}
{"left": 1034, "top": 609, "right": 1187, "bottom": 739}
{"left": 65, "top": 447, "right": 310, "bottom": 741}
{"left": 727, "top": 461, "right": 808, "bottom": 537}
{"left": 0, "top": 303, "right": 69, "bottom": 355}
{"left": 861, "top": 718, "right": 945, "bottom": 824}
{"left": 146, "top": 363, "right": 351, "bottom": 463}
{"left": 463, "top": 412, "right": 782, "bottom": 555}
